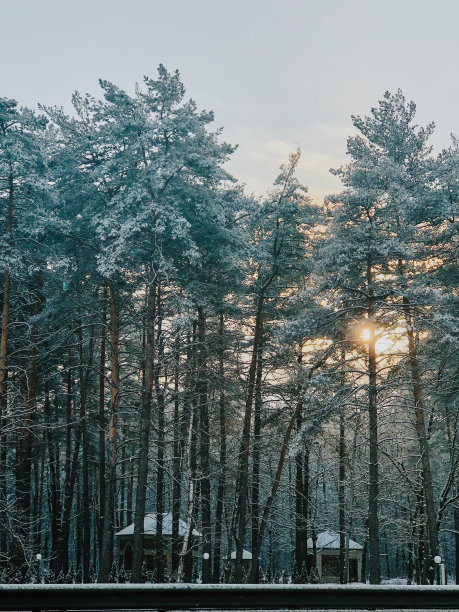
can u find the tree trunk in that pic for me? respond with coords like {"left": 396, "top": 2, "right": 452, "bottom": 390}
{"left": 45, "top": 383, "right": 61, "bottom": 573}
{"left": 172, "top": 333, "right": 181, "bottom": 576}
{"left": 131, "top": 275, "right": 155, "bottom": 583}
{"left": 56, "top": 350, "right": 79, "bottom": 576}
{"left": 98, "top": 288, "right": 107, "bottom": 556}
{"left": 197, "top": 306, "right": 211, "bottom": 583}
{"left": 155, "top": 284, "right": 165, "bottom": 582}
{"left": 177, "top": 411, "right": 195, "bottom": 582}
{"left": 77, "top": 324, "right": 93, "bottom": 582}
{"left": 213, "top": 314, "right": 227, "bottom": 583}
{"left": 295, "top": 351, "right": 308, "bottom": 576}
{"left": 367, "top": 254, "right": 381, "bottom": 585}
{"left": 402, "top": 296, "right": 439, "bottom": 582}
{"left": 0, "top": 174, "right": 13, "bottom": 569}
{"left": 251, "top": 330, "right": 263, "bottom": 583}
{"left": 455, "top": 506, "right": 459, "bottom": 584}
{"left": 235, "top": 290, "right": 265, "bottom": 581}
{"left": 339, "top": 400, "right": 346, "bottom": 583}
{"left": 99, "top": 282, "right": 120, "bottom": 582}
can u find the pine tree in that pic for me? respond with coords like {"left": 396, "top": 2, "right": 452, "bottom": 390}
{"left": 89, "top": 565, "right": 97, "bottom": 584}
{"left": 108, "top": 562, "right": 118, "bottom": 584}
{"left": 300, "top": 561, "right": 308, "bottom": 583}
{"left": 66, "top": 565, "right": 76, "bottom": 584}
{"left": 292, "top": 559, "right": 300, "bottom": 583}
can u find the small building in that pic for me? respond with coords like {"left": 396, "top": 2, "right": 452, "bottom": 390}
{"left": 115, "top": 512, "right": 201, "bottom": 575}
{"left": 225, "top": 549, "right": 253, "bottom": 575}
{"left": 307, "top": 530, "right": 363, "bottom": 582}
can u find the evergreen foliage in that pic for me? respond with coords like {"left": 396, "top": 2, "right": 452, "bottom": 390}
{"left": 0, "top": 73, "right": 457, "bottom": 587}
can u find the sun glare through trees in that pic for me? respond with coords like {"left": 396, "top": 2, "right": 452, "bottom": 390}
{"left": 0, "top": 60, "right": 458, "bottom": 595}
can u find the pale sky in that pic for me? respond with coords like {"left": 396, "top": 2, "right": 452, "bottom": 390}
{"left": 1, "top": 0, "right": 458, "bottom": 202}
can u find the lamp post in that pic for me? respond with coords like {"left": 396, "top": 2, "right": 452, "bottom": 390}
{"left": 434, "top": 555, "right": 445, "bottom": 585}
{"left": 202, "top": 552, "right": 210, "bottom": 583}
{"left": 35, "top": 553, "right": 42, "bottom": 584}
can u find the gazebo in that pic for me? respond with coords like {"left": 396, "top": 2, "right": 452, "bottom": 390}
{"left": 307, "top": 530, "right": 363, "bottom": 582}
{"left": 225, "top": 549, "right": 253, "bottom": 574}
{"left": 115, "top": 512, "right": 201, "bottom": 575}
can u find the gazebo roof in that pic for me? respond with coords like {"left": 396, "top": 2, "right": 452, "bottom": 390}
{"left": 115, "top": 512, "right": 201, "bottom": 537}
{"left": 307, "top": 530, "right": 362, "bottom": 551}
{"left": 228, "top": 549, "right": 253, "bottom": 560}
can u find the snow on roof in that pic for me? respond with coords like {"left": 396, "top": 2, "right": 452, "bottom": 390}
{"left": 228, "top": 549, "right": 252, "bottom": 560}
{"left": 307, "top": 530, "right": 363, "bottom": 551}
{"left": 115, "top": 512, "right": 201, "bottom": 537}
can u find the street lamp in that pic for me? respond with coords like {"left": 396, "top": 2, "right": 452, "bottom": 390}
{"left": 35, "top": 553, "right": 42, "bottom": 584}
{"left": 434, "top": 555, "right": 445, "bottom": 585}
{"left": 202, "top": 552, "right": 210, "bottom": 584}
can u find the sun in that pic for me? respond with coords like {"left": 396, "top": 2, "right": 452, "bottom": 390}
{"left": 359, "top": 324, "right": 406, "bottom": 354}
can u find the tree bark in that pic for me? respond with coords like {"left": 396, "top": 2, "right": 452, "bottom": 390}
{"left": 295, "top": 351, "right": 308, "bottom": 576}
{"left": 172, "top": 333, "right": 181, "bottom": 576}
{"left": 367, "top": 254, "right": 381, "bottom": 585}
{"left": 213, "top": 314, "right": 227, "bottom": 583}
{"left": 402, "top": 296, "right": 439, "bottom": 582}
{"left": 131, "top": 274, "right": 155, "bottom": 583}
{"left": 77, "top": 323, "right": 93, "bottom": 582}
{"left": 155, "top": 284, "right": 165, "bottom": 582}
{"left": 99, "top": 282, "right": 120, "bottom": 582}
{"left": 339, "top": 399, "right": 346, "bottom": 583}
{"left": 251, "top": 330, "right": 263, "bottom": 582}
{"left": 98, "top": 289, "right": 106, "bottom": 555}
{"left": 235, "top": 290, "right": 265, "bottom": 581}
{"left": 197, "top": 306, "right": 211, "bottom": 583}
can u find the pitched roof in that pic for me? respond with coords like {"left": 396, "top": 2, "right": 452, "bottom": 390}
{"left": 306, "top": 530, "right": 363, "bottom": 551}
{"left": 115, "top": 512, "right": 201, "bottom": 537}
{"left": 228, "top": 549, "right": 252, "bottom": 560}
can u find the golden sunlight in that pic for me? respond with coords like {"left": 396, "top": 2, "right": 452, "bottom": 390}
{"left": 359, "top": 324, "right": 406, "bottom": 355}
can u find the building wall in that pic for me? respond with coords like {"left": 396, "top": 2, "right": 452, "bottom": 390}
{"left": 312, "top": 549, "right": 362, "bottom": 582}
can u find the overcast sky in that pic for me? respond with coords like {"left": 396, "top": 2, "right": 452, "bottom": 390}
{"left": 1, "top": 0, "right": 458, "bottom": 202}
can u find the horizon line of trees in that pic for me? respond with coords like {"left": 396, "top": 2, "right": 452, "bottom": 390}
{"left": 0, "top": 68, "right": 458, "bottom": 585}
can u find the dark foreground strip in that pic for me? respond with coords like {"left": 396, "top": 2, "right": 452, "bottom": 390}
{"left": 0, "top": 584, "right": 458, "bottom": 610}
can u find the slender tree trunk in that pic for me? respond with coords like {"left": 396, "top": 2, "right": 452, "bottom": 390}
{"left": 98, "top": 288, "right": 107, "bottom": 558}
{"left": 131, "top": 275, "right": 155, "bottom": 583}
{"left": 213, "top": 314, "right": 227, "bottom": 583}
{"left": 177, "top": 412, "right": 195, "bottom": 582}
{"left": 177, "top": 327, "right": 198, "bottom": 583}
{"left": 295, "top": 351, "right": 307, "bottom": 576}
{"left": 99, "top": 282, "right": 120, "bottom": 582}
{"left": 56, "top": 350, "right": 79, "bottom": 575}
{"left": 172, "top": 333, "right": 181, "bottom": 576}
{"left": 0, "top": 268, "right": 10, "bottom": 567}
{"left": 155, "top": 284, "right": 165, "bottom": 582}
{"left": 339, "top": 399, "right": 346, "bottom": 583}
{"left": 235, "top": 290, "right": 265, "bottom": 581}
{"left": 45, "top": 383, "right": 61, "bottom": 572}
{"left": 0, "top": 175, "right": 13, "bottom": 569}
{"left": 455, "top": 506, "right": 459, "bottom": 585}
{"left": 251, "top": 331, "right": 263, "bottom": 582}
{"left": 345, "top": 416, "right": 359, "bottom": 583}
{"left": 197, "top": 306, "right": 211, "bottom": 583}
{"left": 77, "top": 324, "right": 93, "bottom": 582}
{"left": 367, "top": 254, "right": 381, "bottom": 585}
{"left": 402, "top": 296, "right": 439, "bottom": 582}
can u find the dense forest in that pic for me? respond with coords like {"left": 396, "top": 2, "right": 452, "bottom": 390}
{"left": 0, "top": 67, "right": 458, "bottom": 586}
